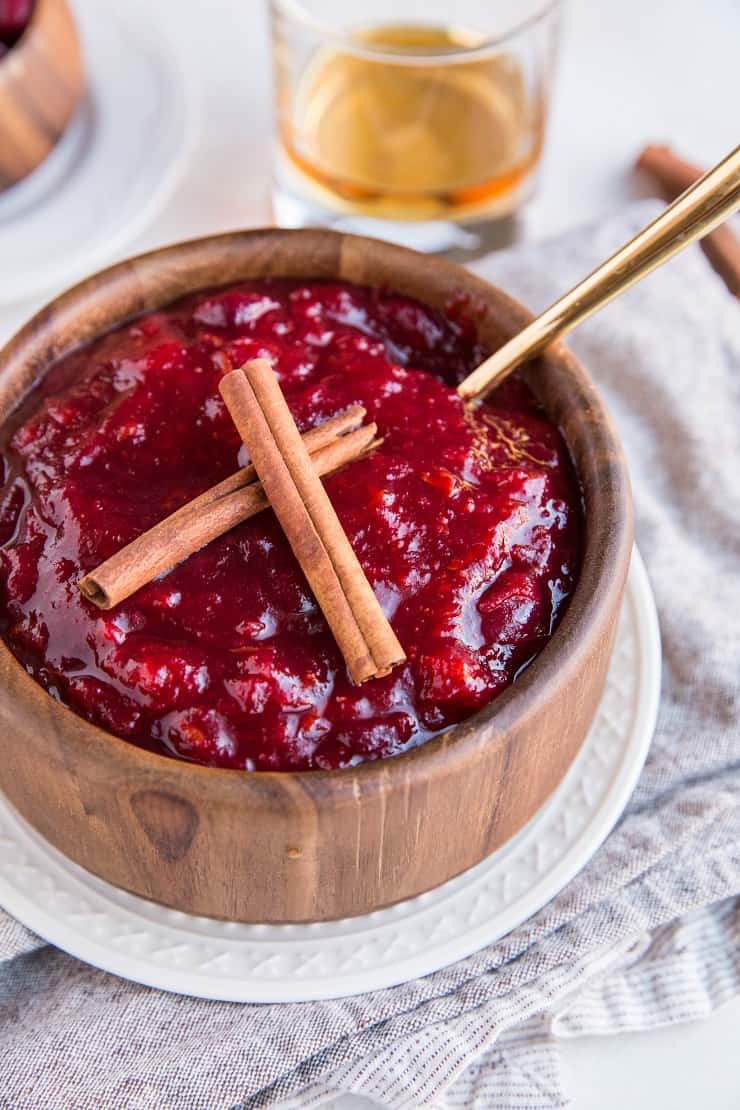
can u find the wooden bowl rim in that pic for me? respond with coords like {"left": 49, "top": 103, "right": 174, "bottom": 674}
{"left": 0, "top": 227, "right": 632, "bottom": 801}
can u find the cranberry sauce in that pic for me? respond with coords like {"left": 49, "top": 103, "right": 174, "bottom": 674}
{"left": 0, "top": 280, "right": 582, "bottom": 770}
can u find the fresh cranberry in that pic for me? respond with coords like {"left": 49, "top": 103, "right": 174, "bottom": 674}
{"left": 0, "top": 0, "right": 34, "bottom": 46}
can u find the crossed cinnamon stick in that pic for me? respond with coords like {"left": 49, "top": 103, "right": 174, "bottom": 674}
{"left": 79, "top": 361, "right": 405, "bottom": 683}
{"left": 220, "top": 361, "right": 405, "bottom": 683}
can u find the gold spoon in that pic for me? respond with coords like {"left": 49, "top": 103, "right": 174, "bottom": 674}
{"left": 457, "top": 144, "right": 740, "bottom": 401}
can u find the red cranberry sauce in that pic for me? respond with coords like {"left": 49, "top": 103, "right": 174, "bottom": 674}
{"left": 0, "top": 280, "right": 582, "bottom": 770}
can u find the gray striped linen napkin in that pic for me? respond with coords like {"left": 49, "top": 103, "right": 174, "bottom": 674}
{"left": 1, "top": 201, "right": 739, "bottom": 1109}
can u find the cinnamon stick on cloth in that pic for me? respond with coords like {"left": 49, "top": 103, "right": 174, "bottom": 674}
{"left": 219, "top": 359, "right": 405, "bottom": 684}
{"left": 78, "top": 406, "right": 377, "bottom": 610}
{"left": 636, "top": 145, "right": 740, "bottom": 297}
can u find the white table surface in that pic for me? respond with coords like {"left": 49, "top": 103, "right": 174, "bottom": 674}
{"left": 2, "top": 0, "right": 739, "bottom": 1105}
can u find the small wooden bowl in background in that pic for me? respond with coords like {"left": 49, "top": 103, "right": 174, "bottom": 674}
{"left": 0, "top": 230, "right": 633, "bottom": 923}
{"left": 0, "top": 0, "right": 84, "bottom": 190}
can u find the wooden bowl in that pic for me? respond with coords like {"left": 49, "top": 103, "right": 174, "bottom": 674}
{"left": 0, "top": 229, "right": 633, "bottom": 923}
{"left": 0, "top": 0, "right": 84, "bottom": 189}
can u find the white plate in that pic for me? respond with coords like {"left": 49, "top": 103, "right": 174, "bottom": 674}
{"left": 0, "top": 0, "right": 197, "bottom": 305}
{"left": 0, "top": 547, "right": 660, "bottom": 1002}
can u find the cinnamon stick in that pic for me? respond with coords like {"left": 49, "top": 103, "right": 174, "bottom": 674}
{"left": 220, "top": 360, "right": 405, "bottom": 684}
{"left": 79, "top": 405, "right": 376, "bottom": 610}
{"left": 636, "top": 145, "right": 740, "bottom": 297}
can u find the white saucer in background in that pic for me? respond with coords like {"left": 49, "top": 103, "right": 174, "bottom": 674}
{"left": 0, "top": 0, "right": 197, "bottom": 305}
{"left": 0, "top": 548, "right": 660, "bottom": 1002}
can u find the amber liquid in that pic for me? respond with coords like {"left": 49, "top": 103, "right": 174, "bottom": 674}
{"left": 278, "top": 23, "right": 544, "bottom": 223}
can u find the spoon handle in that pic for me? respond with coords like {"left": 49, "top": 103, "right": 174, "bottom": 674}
{"left": 458, "top": 144, "right": 740, "bottom": 401}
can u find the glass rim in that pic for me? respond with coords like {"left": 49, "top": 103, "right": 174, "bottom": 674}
{"left": 270, "top": 0, "right": 560, "bottom": 59}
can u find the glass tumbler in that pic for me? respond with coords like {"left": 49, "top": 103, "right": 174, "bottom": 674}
{"left": 269, "top": 0, "right": 560, "bottom": 257}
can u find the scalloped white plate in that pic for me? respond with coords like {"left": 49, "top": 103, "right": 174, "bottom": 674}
{"left": 0, "top": 547, "right": 660, "bottom": 1002}
{"left": 0, "top": 0, "right": 197, "bottom": 305}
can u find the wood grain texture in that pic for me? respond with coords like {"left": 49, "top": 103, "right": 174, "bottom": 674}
{"left": 0, "top": 0, "right": 85, "bottom": 189}
{"left": 0, "top": 230, "right": 633, "bottom": 922}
